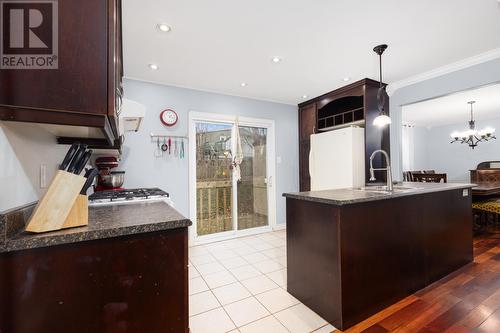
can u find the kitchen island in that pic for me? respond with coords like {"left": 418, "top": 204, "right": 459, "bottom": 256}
{"left": 283, "top": 182, "right": 473, "bottom": 330}
{"left": 0, "top": 201, "right": 191, "bottom": 333}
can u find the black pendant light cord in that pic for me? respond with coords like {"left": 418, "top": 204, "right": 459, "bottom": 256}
{"left": 373, "top": 44, "right": 389, "bottom": 116}
{"left": 469, "top": 101, "right": 475, "bottom": 129}
{"left": 379, "top": 53, "right": 383, "bottom": 88}
{"left": 373, "top": 44, "right": 388, "bottom": 88}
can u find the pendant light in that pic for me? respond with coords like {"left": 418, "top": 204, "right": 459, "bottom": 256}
{"left": 372, "top": 44, "right": 391, "bottom": 127}
{"left": 450, "top": 101, "right": 496, "bottom": 149}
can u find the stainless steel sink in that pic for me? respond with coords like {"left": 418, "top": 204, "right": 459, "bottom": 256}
{"left": 355, "top": 185, "right": 422, "bottom": 194}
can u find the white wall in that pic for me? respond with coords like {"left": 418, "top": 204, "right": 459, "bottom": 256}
{"left": 390, "top": 58, "right": 500, "bottom": 180}
{"left": 0, "top": 79, "right": 298, "bottom": 221}
{"left": 412, "top": 126, "right": 429, "bottom": 171}
{"left": 0, "top": 122, "right": 67, "bottom": 212}
{"left": 120, "top": 79, "right": 298, "bottom": 225}
{"left": 406, "top": 117, "right": 500, "bottom": 182}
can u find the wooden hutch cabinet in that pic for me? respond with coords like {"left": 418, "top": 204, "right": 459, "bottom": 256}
{"left": 298, "top": 103, "right": 316, "bottom": 191}
{"left": 298, "top": 78, "right": 390, "bottom": 191}
{"left": 0, "top": 0, "right": 123, "bottom": 146}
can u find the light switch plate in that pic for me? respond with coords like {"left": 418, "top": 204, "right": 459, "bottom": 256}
{"left": 462, "top": 189, "right": 469, "bottom": 197}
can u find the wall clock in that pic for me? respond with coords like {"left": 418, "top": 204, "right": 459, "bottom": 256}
{"left": 160, "top": 109, "right": 178, "bottom": 127}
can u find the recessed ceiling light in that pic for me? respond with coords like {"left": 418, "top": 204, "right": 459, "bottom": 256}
{"left": 149, "top": 64, "right": 159, "bottom": 70}
{"left": 302, "top": 95, "right": 308, "bottom": 99}
{"left": 272, "top": 57, "right": 282, "bottom": 63}
{"left": 240, "top": 82, "right": 247, "bottom": 87}
{"left": 157, "top": 23, "right": 171, "bottom": 32}
{"left": 343, "top": 77, "right": 351, "bottom": 82}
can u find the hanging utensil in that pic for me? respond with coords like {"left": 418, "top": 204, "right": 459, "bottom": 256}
{"left": 180, "top": 139, "right": 185, "bottom": 159}
{"left": 161, "top": 138, "right": 168, "bottom": 152}
{"left": 168, "top": 137, "right": 172, "bottom": 155}
{"left": 174, "top": 139, "right": 179, "bottom": 157}
{"left": 155, "top": 137, "right": 162, "bottom": 157}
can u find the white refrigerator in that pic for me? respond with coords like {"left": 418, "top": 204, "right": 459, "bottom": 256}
{"left": 309, "top": 127, "right": 365, "bottom": 191}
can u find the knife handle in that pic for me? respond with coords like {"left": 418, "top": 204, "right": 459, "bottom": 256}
{"left": 59, "top": 142, "right": 80, "bottom": 171}
{"left": 67, "top": 145, "right": 88, "bottom": 173}
{"left": 80, "top": 168, "right": 99, "bottom": 195}
{"left": 74, "top": 150, "right": 93, "bottom": 175}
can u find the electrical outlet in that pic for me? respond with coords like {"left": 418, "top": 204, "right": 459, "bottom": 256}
{"left": 40, "top": 164, "right": 47, "bottom": 188}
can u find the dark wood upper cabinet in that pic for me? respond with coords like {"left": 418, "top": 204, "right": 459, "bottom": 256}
{"left": 0, "top": 0, "right": 123, "bottom": 145}
{"left": 297, "top": 78, "right": 390, "bottom": 190}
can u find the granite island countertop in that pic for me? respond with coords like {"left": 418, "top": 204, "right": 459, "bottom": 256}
{"left": 0, "top": 201, "right": 191, "bottom": 253}
{"left": 283, "top": 182, "right": 474, "bottom": 206}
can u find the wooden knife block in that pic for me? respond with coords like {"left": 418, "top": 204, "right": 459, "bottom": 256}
{"left": 26, "top": 170, "right": 88, "bottom": 233}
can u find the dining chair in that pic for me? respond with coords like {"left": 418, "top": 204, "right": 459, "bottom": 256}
{"left": 412, "top": 173, "right": 447, "bottom": 183}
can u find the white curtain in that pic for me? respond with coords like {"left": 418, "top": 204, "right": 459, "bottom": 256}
{"left": 402, "top": 124, "right": 415, "bottom": 171}
{"left": 233, "top": 117, "right": 244, "bottom": 181}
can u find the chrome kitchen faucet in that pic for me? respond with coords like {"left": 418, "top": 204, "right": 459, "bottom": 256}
{"left": 369, "top": 149, "right": 393, "bottom": 191}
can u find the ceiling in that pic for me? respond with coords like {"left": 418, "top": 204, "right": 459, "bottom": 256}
{"left": 402, "top": 83, "right": 500, "bottom": 127}
{"left": 122, "top": 0, "right": 500, "bottom": 105}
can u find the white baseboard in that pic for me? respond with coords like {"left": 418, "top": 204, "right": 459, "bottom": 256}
{"left": 273, "top": 224, "right": 286, "bottom": 231}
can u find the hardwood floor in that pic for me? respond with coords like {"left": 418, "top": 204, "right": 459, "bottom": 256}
{"left": 340, "top": 234, "right": 500, "bottom": 333}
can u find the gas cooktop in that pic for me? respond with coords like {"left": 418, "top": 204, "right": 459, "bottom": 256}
{"left": 89, "top": 188, "right": 170, "bottom": 205}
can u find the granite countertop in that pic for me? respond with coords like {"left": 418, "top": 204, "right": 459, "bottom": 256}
{"left": 0, "top": 201, "right": 191, "bottom": 253}
{"left": 283, "top": 182, "right": 474, "bottom": 206}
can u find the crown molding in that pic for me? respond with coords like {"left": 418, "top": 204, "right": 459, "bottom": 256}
{"left": 387, "top": 47, "right": 500, "bottom": 96}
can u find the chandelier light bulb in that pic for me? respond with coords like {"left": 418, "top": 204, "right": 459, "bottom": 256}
{"left": 479, "top": 127, "right": 495, "bottom": 136}
{"left": 465, "top": 129, "right": 476, "bottom": 137}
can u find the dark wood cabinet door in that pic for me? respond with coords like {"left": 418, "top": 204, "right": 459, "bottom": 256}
{"left": 0, "top": 0, "right": 108, "bottom": 115}
{"left": 0, "top": 229, "right": 189, "bottom": 333}
{"left": 299, "top": 140, "right": 311, "bottom": 191}
{"left": 299, "top": 104, "right": 316, "bottom": 141}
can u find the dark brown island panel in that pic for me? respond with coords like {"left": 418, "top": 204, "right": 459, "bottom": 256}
{"left": 0, "top": 201, "right": 191, "bottom": 333}
{"left": 284, "top": 183, "right": 473, "bottom": 330}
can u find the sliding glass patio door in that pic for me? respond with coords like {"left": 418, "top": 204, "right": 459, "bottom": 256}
{"left": 195, "top": 122, "right": 234, "bottom": 236}
{"left": 189, "top": 113, "right": 275, "bottom": 242}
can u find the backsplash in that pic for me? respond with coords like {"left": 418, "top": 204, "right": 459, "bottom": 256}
{"left": 0, "top": 122, "right": 67, "bottom": 212}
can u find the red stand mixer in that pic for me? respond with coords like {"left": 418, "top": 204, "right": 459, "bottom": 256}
{"left": 95, "top": 156, "right": 125, "bottom": 192}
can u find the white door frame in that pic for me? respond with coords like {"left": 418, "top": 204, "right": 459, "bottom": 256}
{"left": 188, "top": 111, "right": 277, "bottom": 245}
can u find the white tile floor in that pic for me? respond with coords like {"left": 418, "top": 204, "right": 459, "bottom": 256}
{"left": 189, "top": 230, "right": 336, "bottom": 333}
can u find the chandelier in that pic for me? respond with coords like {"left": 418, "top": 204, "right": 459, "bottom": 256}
{"left": 450, "top": 101, "right": 496, "bottom": 149}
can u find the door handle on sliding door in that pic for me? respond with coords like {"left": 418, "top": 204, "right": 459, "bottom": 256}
{"left": 266, "top": 176, "right": 273, "bottom": 187}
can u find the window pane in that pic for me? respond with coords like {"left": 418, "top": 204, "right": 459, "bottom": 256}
{"left": 237, "top": 126, "right": 268, "bottom": 230}
{"left": 195, "top": 122, "right": 233, "bottom": 236}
